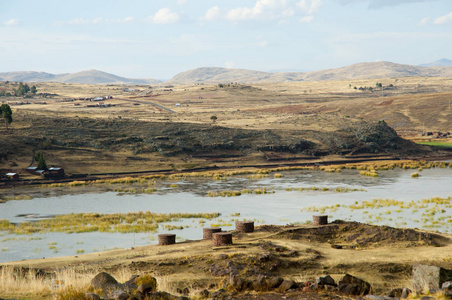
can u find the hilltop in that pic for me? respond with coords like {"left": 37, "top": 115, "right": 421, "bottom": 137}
{"left": 2, "top": 60, "right": 452, "bottom": 85}
{"left": 0, "top": 69, "right": 161, "bottom": 85}
{"left": 167, "top": 61, "right": 452, "bottom": 84}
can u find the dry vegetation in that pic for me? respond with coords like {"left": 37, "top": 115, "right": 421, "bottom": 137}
{"left": 1, "top": 76, "right": 451, "bottom": 178}
{"left": 0, "top": 77, "right": 451, "bottom": 299}
{"left": 2, "top": 222, "right": 452, "bottom": 299}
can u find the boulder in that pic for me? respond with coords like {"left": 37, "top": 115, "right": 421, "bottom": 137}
{"left": 338, "top": 273, "right": 371, "bottom": 296}
{"left": 228, "top": 274, "right": 246, "bottom": 291}
{"left": 265, "top": 277, "right": 283, "bottom": 289}
{"left": 91, "top": 272, "right": 119, "bottom": 289}
{"left": 124, "top": 274, "right": 139, "bottom": 290}
{"left": 111, "top": 290, "right": 129, "bottom": 300}
{"left": 412, "top": 264, "right": 452, "bottom": 293}
{"left": 278, "top": 279, "right": 295, "bottom": 291}
{"left": 316, "top": 275, "right": 336, "bottom": 286}
{"left": 138, "top": 283, "right": 156, "bottom": 295}
{"left": 252, "top": 275, "right": 267, "bottom": 291}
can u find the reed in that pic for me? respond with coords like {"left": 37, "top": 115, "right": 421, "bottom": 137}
{"left": 1, "top": 212, "right": 220, "bottom": 235}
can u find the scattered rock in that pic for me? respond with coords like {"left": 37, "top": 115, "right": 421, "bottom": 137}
{"left": 197, "top": 289, "right": 210, "bottom": 298}
{"left": 364, "top": 295, "right": 395, "bottom": 300}
{"left": 316, "top": 275, "right": 337, "bottom": 286}
{"left": 278, "top": 279, "right": 295, "bottom": 292}
{"left": 401, "top": 287, "right": 411, "bottom": 299}
{"left": 124, "top": 274, "right": 139, "bottom": 290}
{"left": 266, "top": 277, "right": 283, "bottom": 289}
{"left": 338, "top": 273, "right": 371, "bottom": 296}
{"left": 111, "top": 290, "right": 129, "bottom": 300}
{"left": 442, "top": 281, "right": 452, "bottom": 290}
{"left": 145, "top": 291, "right": 176, "bottom": 300}
{"left": 323, "top": 285, "right": 338, "bottom": 292}
{"left": 387, "top": 287, "right": 403, "bottom": 297}
{"left": 412, "top": 264, "right": 452, "bottom": 293}
{"left": 252, "top": 275, "right": 267, "bottom": 291}
{"left": 138, "top": 283, "right": 156, "bottom": 294}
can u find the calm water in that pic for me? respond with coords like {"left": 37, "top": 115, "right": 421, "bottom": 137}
{"left": 0, "top": 167, "right": 451, "bottom": 263}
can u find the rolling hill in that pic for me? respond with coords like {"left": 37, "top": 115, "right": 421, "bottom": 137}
{"left": 2, "top": 60, "right": 452, "bottom": 85}
{"left": 166, "top": 61, "right": 452, "bottom": 84}
{"left": 0, "top": 69, "right": 161, "bottom": 85}
{"left": 419, "top": 58, "right": 452, "bottom": 67}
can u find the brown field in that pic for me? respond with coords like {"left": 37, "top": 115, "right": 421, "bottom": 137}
{"left": 1, "top": 76, "right": 451, "bottom": 178}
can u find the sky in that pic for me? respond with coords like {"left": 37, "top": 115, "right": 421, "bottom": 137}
{"left": 0, "top": 0, "right": 451, "bottom": 80}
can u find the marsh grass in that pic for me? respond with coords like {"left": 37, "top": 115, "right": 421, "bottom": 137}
{"left": 0, "top": 212, "right": 220, "bottom": 235}
{"left": 207, "top": 187, "right": 274, "bottom": 197}
{"left": 301, "top": 197, "right": 452, "bottom": 230}
{"left": 285, "top": 186, "right": 366, "bottom": 193}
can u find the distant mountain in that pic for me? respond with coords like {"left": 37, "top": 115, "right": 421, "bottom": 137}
{"left": 419, "top": 58, "right": 452, "bottom": 67}
{"left": 166, "top": 61, "right": 452, "bottom": 84}
{"left": 268, "top": 68, "right": 311, "bottom": 73}
{"left": 165, "top": 67, "right": 305, "bottom": 84}
{"left": 0, "top": 69, "right": 161, "bottom": 85}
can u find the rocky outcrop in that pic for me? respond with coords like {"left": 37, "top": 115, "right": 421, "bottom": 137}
{"left": 338, "top": 273, "right": 371, "bottom": 296}
{"left": 90, "top": 272, "right": 159, "bottom": 300}
{"left": 412, "top": 264, "right": 452, "bottom": 293}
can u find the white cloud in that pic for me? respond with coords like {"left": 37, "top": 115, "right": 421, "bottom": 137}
{"left": 204, "top": 6, "right": 221, "bottom": 21}
{"left": 297, "top": 0, "right": 323, "bottom": 14}
{"left": 433, "top": 12, "right": 452, "bottom": 25}
{"left": 177, "top": 0, "right": 186, "bottom": 5}
{"left": 148, "top": 8, "right": 180, "bottom": 24}
{"left": 336, "top": 0, "right": 437, "bottom": 9}
{"left": 419, "top": 17, "right": 430, "bottom": 25}
{"left": 4, "top": 19, "right": 20, "bottom": 27}
{"left": 300, "top": 15, "right": 314, "bottom": 23}
{"left": 225, "top": 0, "right": 288, "bottom": 22}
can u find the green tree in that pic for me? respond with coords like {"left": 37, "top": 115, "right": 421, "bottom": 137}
{"left": 376, "top": 82, "right": 382, "bottom": 88}
{"left": 210, "top": 115, "right": 217, "bottom": 123}
{"left": 0, "top": 103, "right": 13, "bottom": 131}
{"left": 31, "top": 85, "right": 37, "bottom": 94}
{"left": 15, "top": 82, "right": 30, "bottom": 96}
{"left": 34, "top": 152, "right": 48, "bottom": 171}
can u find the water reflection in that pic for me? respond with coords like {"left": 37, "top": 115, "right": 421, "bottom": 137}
{"left": 0, "top": 167, "right": 450, "bottom": 263}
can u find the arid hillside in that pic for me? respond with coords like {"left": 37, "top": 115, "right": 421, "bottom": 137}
{"left": 0, "top": 76, "right": 450, "bottom": 176}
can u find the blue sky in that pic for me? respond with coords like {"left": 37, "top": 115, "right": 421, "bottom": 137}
{"left": 0, "top": 0, "right": 451, "bottom": 79}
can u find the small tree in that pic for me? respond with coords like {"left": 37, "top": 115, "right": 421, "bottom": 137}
{"left": 34, "top": 152, "right": 48, "bottom": 171}
{"left": 0, "top": 103, "right": 13, "bottom": 131}
{"left": 31, "top": 85, "right": 37, "bottom": 94}
{"left": 376, "top": 82, "right": 382, "bottom": 88}
{"left": 210, "top": 115, "right": 217, "bottom": 123}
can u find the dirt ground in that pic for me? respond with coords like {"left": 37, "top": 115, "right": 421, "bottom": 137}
{"left": 3, "top": 221, "right": 452, "bottom": 298}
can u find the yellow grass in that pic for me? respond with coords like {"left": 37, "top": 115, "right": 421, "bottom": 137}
{"left": 0, "top": 265, "right": 175, "bottom": 299}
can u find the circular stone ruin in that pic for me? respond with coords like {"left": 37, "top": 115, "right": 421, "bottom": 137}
{"left": 158, "top": 234, "right": 176, "bottom": 245}
{"left": 203, "top": 227, "right": 222, "bottom": 239}
{"left": 212, "top": 232, "right": 233, "bottom": 246}
{"left": 235, "top": 221, "right": 254, "bottom": 233}
{"left": 312, "top": 215, "right": 328, "bottom": 226}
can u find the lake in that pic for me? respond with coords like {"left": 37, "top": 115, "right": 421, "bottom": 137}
{"left": 0, "top": 165, "right": 451, "bottom": 263}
